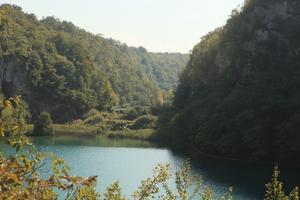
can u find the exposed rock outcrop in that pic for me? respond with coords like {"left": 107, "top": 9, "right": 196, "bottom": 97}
{"left": 0, "top": 58, "right": 31, "bottom": 98}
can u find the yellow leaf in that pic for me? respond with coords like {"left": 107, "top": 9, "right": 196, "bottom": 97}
{"left": 4, "top": 100, "right": 12, "bottom": 108}
{"left": 12, "top": 125, "right": 19, "bottom": 131}
{"left": 14, "top": 95, "right": 21, "bottom": 105}
{"left": 0, "top": 127, "right": 5, "bottom": 137}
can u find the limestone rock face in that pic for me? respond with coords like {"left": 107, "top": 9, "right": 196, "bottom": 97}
{"left": 178, "top": 0, "right": 300, "bottom": 105}
{"left": 0, "top": 58, "right": 31, "bottom": 98}
{"left": 0, "top": 58, "right": 64, "bottom": 120}
{"left": 213, "top": 0, "right": 300, "bottom": 78}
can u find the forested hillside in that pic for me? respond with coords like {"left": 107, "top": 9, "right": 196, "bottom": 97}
{"left": 166, "top": 0, "right": 300, "bottom": 163}
{"left": 0, "top": 4, "right": 188, "bottom": 122}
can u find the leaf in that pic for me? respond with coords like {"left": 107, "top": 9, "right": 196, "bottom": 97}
{"left": 3, "top": 100, "right": 12, "bottom": 109}
{"left": 12, "top": 125, "right": 19, "bottom": 132}
{"left": 0, "top": 127, "right": 5, "bottom": 137}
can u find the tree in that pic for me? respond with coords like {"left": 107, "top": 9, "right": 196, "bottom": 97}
{"left": 168, "top": 0, "right": 300, "bottom": 163}
{"left": 0, "top": 4, "right": 189, "bottom": 122}
{"left": 264, "top": 166, "right": 299, "bottom": 200}
{"left": 0, "top": 96, "right": 100, "bottom": 199}
{"left": 33, "top": 111, "right": 54, "bottom": 135}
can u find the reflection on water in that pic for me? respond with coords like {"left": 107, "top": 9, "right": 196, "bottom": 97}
{"left": 29, "top": 135, "right": 156, "bottom": 148}
{"left": 1, "top": 135, "right": 300, "bottom": 199}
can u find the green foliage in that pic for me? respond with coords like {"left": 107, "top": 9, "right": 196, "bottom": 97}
{"left": 0, "top": 95, "right": 30, "bottom": 137}
{"left": 0, "top": 4, "right": 188, "bottom": 122}
{"left": 132, "top": 160, "right": 234, "bottom": 200}
{"left": 0, "top": 96, "right": 100, "bottom": 199}
{"left": 264, "top": 166, "right": 299, "bottom": 200}
{"left": 130, "top": 115, "right": 158, "bottom": 130}
{"left": 133, "top": 164, "right": 172, "bottom": 200}
{"left": 104, "top": 129, "right": 156, "bottom": 140}
{"left": 265, "top": 166, "right": 287, "bottom": 200}
{"left": 0, "top": 97, "right": 299, "bottom": 199}
{"left": 167, "top": 0, "right": 300, "bottom": 163}
{"left": 125, "top": 106, "right": 152, "bottom": 120}
{"left": 83, "top": 108, "right": 101, "bottom": 119}
{"left": 84, "top": 114, "right": 105, "bottom": 125}
{"left": 52, "top": 124, "right": 99, "bottom": 136}
{"left": 104, "top": 181, "right": 126, "bottom": 200}
{"left": 33, "top": 111, "right": 54, "bottom": 135}
{"left": 57, "top": 108, "right": 158, "bottom": 140}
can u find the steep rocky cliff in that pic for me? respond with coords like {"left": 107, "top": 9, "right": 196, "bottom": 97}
{"left": 170, "top": 0, "right": 300, "bottom": 163}
{"left": 0, "top": 58, "right": 71, "bottom": 120}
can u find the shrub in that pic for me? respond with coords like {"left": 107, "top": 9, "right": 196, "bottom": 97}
{"left": 83, "top": 108, "right": 100, "bottom": 119}
{"left": 33, "top": 111, "right": 54, "bottom": 135}
{"left": 130, "top": 114, "right": 158, "bottom": 130}
{"left": 265, "top": 166, "right": 299, "bottom": 200}
{"left": 125, "top": 106, "right": 151, "bottom": 120}
{"left": 84, "top": 114, "right": 105, "bottom": 125}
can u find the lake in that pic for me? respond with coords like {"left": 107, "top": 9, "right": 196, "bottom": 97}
{"left": 4, "top": 135, "right": 300, "bottom": 199}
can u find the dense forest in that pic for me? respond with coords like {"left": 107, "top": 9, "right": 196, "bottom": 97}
{"left": 0, "top": 4, "right": 188, "bottom": 122}
{"left": 163, "top": 0, "right": 300, "bottom": 163}
{"left": 2, "top": 0, "right": 300, "bottom": 164}
{"left": 0, "top": 1, "right": 300, "bottom": 199}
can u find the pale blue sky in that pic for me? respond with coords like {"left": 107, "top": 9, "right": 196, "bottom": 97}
{"left": 0, "top": 0, "right": 244, "bottom": 53}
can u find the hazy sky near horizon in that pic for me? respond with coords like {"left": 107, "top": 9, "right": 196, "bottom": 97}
{"left": 1, "top": 0, "right": 245, "bottom": 53}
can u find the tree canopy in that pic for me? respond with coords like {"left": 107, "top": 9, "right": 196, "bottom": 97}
{"left": 0, "top": 4, "right": 188, "bottom": 122}
{"left": 166, "top": 0, "right": 300, "bottom": 163}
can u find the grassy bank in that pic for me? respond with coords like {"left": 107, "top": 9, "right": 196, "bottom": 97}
{"left": 53, "top": 124, "right": 99, "bottom": 136}
{"left": 27, "top": 124, "right": 99, "bottom": 136}
{"left": 104, "top": 129, "right": 157, "bottom": 140}
{"left": 27, "top": 124, "right": 157, "bottom": 140}
{"left": 52, "top": 125, "right": 158, "bottom": 140}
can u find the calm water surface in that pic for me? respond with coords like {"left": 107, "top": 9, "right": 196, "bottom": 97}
{"left": 3, "top": 135, "right": 300, "bottom": 199}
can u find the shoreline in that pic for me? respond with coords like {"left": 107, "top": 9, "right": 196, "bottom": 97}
{"left": 26, "top": 124, "right": 158, "bottom": 140}
{"left": 27, "top": 124, "right": 300, "bottom": 168}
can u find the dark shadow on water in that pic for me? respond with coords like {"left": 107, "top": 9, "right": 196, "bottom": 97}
{"left": 169, "top": 148, "right": 300, "bottom": 199}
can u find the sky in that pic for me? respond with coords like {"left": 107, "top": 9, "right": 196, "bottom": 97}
{"left": 0, "top": 0, "right": 245, "bottom": 53}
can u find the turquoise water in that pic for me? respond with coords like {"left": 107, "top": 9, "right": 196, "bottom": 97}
{"left": 3, "top": 135, "right": 300, "bottom": 199}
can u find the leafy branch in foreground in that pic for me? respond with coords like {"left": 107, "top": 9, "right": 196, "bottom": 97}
{"left": 264, "top": 166, "right": 299, "bottom": 200}
{"left": 0, "top": 96, "right": 100, "bottom": 200}
{"left": 132, "top": 160, "right": 233, "bottom": 200}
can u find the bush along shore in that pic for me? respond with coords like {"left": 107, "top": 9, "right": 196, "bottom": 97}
{"left": 28, "top": 106, "right": 159, "bottom": 140}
